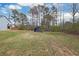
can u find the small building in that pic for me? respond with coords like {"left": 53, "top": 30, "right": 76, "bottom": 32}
{"left": 0, "top": 17, "right": 8, "bottom": 30}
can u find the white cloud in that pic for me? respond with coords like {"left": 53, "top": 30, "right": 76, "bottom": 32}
{"left": 9, "top": 5, "right": 16, "bottom": 9}
{"left": 0, "top": 4, "right": 22, "bottom": 15}
{"left": 64, "top": 13, "right": 72, "bottom": 19}
{"left": 57, "top": 12, "right": 72, "bottom": 23}
{"left": 8, "top": 5, "right": 22, "bottom": 10}
{"left": 63, "top": 12, "right": 79, "bottom": 21}
{"left": 75, "top": 12, "right": 79, "bottom": 16}
{"left": 2, "top": 10, "right": 8, "bottom": 14}
{"left": 0, "top": 7, "right": 8, "bottom": 14}
{"left": 74, "top": 12, "right": 79, "bottom": 21}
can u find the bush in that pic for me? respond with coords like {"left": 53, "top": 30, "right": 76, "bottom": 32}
{"left": 51, "top": 26, "right": 61, "bottom": 32}
{"left": 40, "top": 25, "right": 47, "bottom": 32}
{"left": 63, "top": 22, "right": 79, "bottom": 34}
{"left": 40, "top": 25, "right": 61, "bottom": 32}
{"left": 17, "top": 24, "right": 27, "bottom": 30}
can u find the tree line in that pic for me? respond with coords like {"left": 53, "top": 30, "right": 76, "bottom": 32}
{"left": 3, "top": 3, "right": 79, "bottom": 34}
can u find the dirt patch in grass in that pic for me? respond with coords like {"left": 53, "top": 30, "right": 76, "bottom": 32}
{"left": 6, "top": 49, "right": 17, "bottom": 56}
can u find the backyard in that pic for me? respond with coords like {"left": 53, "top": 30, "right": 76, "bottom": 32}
{"left": 0, "top": 30, "right": 79, "bottom": 56}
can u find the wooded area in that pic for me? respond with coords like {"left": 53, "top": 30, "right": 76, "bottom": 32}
{"left": 0, "top": 3, "right": 79, "bottom": 34}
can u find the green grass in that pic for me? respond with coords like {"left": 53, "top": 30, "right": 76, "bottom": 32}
{"left": 0, "top": 31, "right": 19, "bottom": 40}
{"left": 0, "top": 31, "right": 79, "bottom": 56}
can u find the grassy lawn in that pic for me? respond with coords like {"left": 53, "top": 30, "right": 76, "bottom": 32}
{"left": 0, "top": 30, "right": 79, "bottom": 56}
